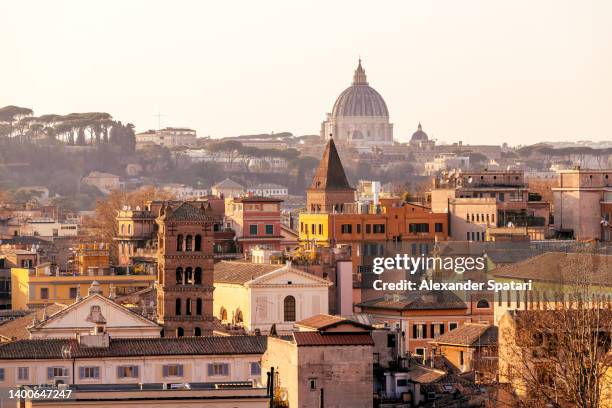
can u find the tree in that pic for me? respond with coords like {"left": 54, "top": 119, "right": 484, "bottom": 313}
{"left": 83, "top": 187, "right": 175, "bottom": 262}
{"left": 498, "top": 253, "right": 612, "bottom": 408}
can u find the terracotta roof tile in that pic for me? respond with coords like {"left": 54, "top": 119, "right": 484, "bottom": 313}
{"left": 295, "top": 314, "right": 373, "bottom": 331}
{"left": 214, "top": 261, "right": 282, "bottom": 284}
{"left": 357, "top": 291, "right": 467, "bottom": 311}
{"left": 0, "top": 304, "right": 65, "bottom": 341}
{"left": 430, "top": 323, "right": 498, "bottom": 347}
{"left": 491, "top": 252, "right": 612, "bottom": 285}
{"left": 163, "top": 202, "right": 216, "bottom": 222}
{"left": 292, "top": 332, "right": 374, "bottom": 347}
{"left": 0, "top": 335, "right": 267, "bottom": 360}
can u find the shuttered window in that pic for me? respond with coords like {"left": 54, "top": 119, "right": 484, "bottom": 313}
{"left": 207, "top": 363, "right": 229, "bottom": 376}
{"left": 162, "top": 364, "right": 183, "bottom": 377}
{"left": 79, "top": 366, "right": 100, "bottom": 379}
{"left": 117, "top": 365, "right": 139, "bottom": 379}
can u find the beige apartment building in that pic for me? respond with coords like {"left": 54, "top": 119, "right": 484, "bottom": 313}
{"left": 553, "top": 168, "right": 612, "bottom": 241}
{"left": 431, "top": 170, "right": 551, "bottom": 241}
{"left": 262, "top": 314, "right": 374, "bottom": 408}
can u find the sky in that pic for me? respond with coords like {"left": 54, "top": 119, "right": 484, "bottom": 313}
{"left": 1, "top": 0, "right": 611, "bottom": 145}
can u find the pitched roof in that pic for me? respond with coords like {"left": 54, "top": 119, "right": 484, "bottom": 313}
{"left": 295, "top": 314, "right": 373, "bottom": 331}
{"left": 491, "top": 252, "right": 612, "bottom": 286}
{"left": 292, "top": 332, "right": 374, "bottom": 347}
{"left": 430, "top": 323, "right": 498, "bottom": 347}
{"left": 214, "top": 261, "right": 282, "bottom": 284}
{"left": 162, "top": 202, "right": 215, "bottom": 222}
{"left": 308, "top": 138, "right": 354, "bottom": 191}
{"left": 212, "top": 178, "right": 245, "bottom": 190}
{"left": 0, "top": 304, "right": 65, "bottom": 341}
{"left": 0, "top": 335, "right": 267, "bottom": 360}
{"left": 357, "top": 291, "right": 467, "bottom": 311}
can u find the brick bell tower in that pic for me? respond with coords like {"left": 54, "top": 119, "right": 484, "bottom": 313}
{"left": 156, "top": 201, "right": 217, "bottom": 337}
{"left": 306, "top": 136, "right": 356, "bottom": 213}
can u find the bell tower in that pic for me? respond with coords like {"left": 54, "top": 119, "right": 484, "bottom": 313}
{"left": 156, "top": 202, "right": 217, "bottom": 337}
{"left": 306, "top": 137, "right": 355, "bottom": 213}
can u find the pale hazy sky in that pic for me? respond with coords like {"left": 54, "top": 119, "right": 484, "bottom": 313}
{"left": 2, "top": 1, "right": 611, "bottom": 145}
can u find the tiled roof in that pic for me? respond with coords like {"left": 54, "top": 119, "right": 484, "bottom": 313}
{"left": 232, "top": 197, "right": 283, "bottom": 203}
{"left": 212, "top": 178, "right": 245, "bottom": 190}
{"left": 295, "top": 314, "right": 373, "bottom": 331}
{"left": 0, "top": 335, "right": 267, "bottom": 360}
{"left": 357, "top": 291, "right": 467, "bottom": 311}
{"left": 430, "top": 323, "right": 498, "bottom": 347}
{"left": 308, "top": 138, "right": 354, "bottom": 191}
{"left": 491, "top": 252, "right": 612, "bottom": 286}
{"left": 292, "top": 332, "right": 374, "bottom": 347}
{"left": 0, "top": 304, "right": 65, "bottom": 341}
{"left": 163, "top": 202, "right": 214, "bottom": 222}
{"left": 214, "top": 261, "right": 282, "bottom": 284}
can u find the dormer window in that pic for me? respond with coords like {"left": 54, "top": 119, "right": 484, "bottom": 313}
{"left": 96, "top": 325, "right": 105, "bottom": 334}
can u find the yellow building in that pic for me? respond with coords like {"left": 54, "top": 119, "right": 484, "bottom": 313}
{"left": 10, "top": 265, "right": 155, "bottom": 310}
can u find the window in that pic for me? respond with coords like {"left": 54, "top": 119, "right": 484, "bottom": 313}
{"left": 0, "top": 368, "right": 4, "bottom": 381}
{"left": 283, "top": 295, "right": 296, "bottom": 322}
{"left": 175, "top": 298, "right": 182, "bottom": 315}
{"left": 176, "top": 267, "right": 183, "bottom": 285}
{"left": 356, "top": 224, "right": 361, "bottom": 234}
{"left": 340, "top": 224, "right": 352, "bottom": 234}
{"left": 18, "top": 367, "right": 29, "bottom": 381}
{"left": 196, "top": 298, "right": 203, "bottom": 315}
{"left": 409, "top": 223, "right": 429, "bottom": 233}
{"left": 207, "top": 363, "right": 229, "bottom": 376}
{"left": 194, "top": 268, "right": 202, "bottom": 285}
{"left": 186, "top": 298, "right": 192, "bottom": 315}
{"left": 449, "top": 322, "right": 458, "bottom": 331}
{"left": 163, "top": 364, "right": 184, "bottom": 377}
{"left": 177, "top": 327, "right": 184, "bottom": 337}
{"left": 318, "top": 224, "right": 322, "bottom": 234}
{"left": 309, "top": 378, "right": 317, "bottom": 390}
{"left": 460, "top": 351, "right": 465, "bottom": 366}
{"left": 431, "top": 323, "right": 445, "bottom": 337}
{"left": 476, "top": 299, "right": 490, "bottom": 308}
{"left": 373, "top": 224, "right": 385, "bottom": 233}
{"left": 47, "top": 367, "right": 68, "bottom": 380}
{"left": 435, "top": 223, "right": 443, "bottom": 233}
{"left": 194, "top": 235, "right": 202, "bottom": 251}
{"left": 176, "top": 234, "right": 183, "bottom": 251}
{"left": 265, "top": 224, "right": 274, "bottom": 235}
{"left": 415, "top": 348, "right": 425, "bottom": 357}
{"left": 69, "top": 287, "right": 78, "bottom": 299}
{"left": 387, "top": 333, "right": 396, "bottom": 348}
{"left": 365, "top": 224, "right": 371, "bottom": 234}
{"left": 79, "top": 366, "right": 100, "bottom": 379}
{"left": 249, "top": 225, "right": 258, "bottom": 235}
{"left": 194, "top": 327, "right": 202, "bottom": 336}
{"left": 117, "top": 365, "right": 139, "bottom": 379}
{"left": 413, "top": 324, "right": 426, "bottom": 339}
{"left": 41, "top": 288, "right": 49, "bottom": 300}
{"left": 249, "top": 362, "right": 261, "bottom": 376}
{"left": 185, "top": 235, "right": 193, "bottom": 251}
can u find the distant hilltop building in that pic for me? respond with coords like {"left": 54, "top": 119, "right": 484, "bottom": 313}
{"left": 320, "top": 59, "right": 394, "bottom": 150}
{"left": 135, "top": 127, "right": 197, "bottom": 149}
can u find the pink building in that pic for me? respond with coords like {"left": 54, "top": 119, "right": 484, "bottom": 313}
{"left": 225, "top": 197, "right": 283, "bottom": 254}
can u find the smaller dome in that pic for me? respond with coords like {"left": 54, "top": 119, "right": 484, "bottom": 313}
{"left": 411, "top": 123, "right": 428, "bottom": 142}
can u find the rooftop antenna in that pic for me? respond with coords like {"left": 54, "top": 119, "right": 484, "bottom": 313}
{"left": 153, "top": 112, "right": 167, "bottom": 130}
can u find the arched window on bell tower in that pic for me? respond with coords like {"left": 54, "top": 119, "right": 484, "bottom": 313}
{"left": 194, "top": 267, "right": 202, "bottom": 285}
{"left": 194, "top": 235, "right": 202, "bottom": 251}
{"left": 176, "top": 267, "right": 183, "bottom": 285}
{"left": 176, "top": 234, "right": 184, "bottom": 252}
{"left": 175, "top": 298, "right": 182, "bottom": 315}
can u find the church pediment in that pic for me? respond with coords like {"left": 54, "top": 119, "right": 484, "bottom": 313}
{"left": 245, "top": 266, "right": 332, "bottom": 287}
{"left": 32, "top": 294, "right": 159, "bottom": 331}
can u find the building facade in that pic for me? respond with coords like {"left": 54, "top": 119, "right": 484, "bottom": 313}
{"left": 155, "top": 202, "right": 218, "bottom": 337}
